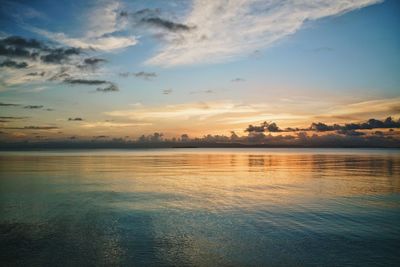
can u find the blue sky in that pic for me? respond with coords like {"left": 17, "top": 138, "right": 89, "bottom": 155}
{"left": 0, "top": 0, "right": 399, "bottom": 140}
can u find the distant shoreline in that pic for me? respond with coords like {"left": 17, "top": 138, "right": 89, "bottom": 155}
{"left": 1, "top": 143, "right": 399, "bottom": 151}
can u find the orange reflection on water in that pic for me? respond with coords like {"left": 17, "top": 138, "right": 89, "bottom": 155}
{"left": 1, "top": 149, "right": 399, "bottom": 213}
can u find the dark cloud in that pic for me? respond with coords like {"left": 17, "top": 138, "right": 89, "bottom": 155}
{"left": 0, "top": 102, "right": 20, "bottom": 106}
{"left": 27, "top": 71, "right": 45, "bottom": 76}
{"left": 123, "top": 9, "right": 194, "bottom": 32}
{"left": 0, "top": 36, "right": 46, "bottom": 60}
{"left": 68, "top": 117, "right": 83, "bottom": 121}
{"left": 0, "top": 36, "right": 82, "bottom": 66}
{"left": 96, "top": 83, "right": 119, "bottom": 92}
{"left": 23, "top": 126, "right": 59, "bottom": 130}
{"left": 78, "top": 57, "right": 107, "bottom": 70}
{"left": 63, "top": 78, "right": 119, "bottom": 92}
{"left": 2, "top": 126, "right": 59, "bottom": 130}
{"left": 336, "top": 129, "right": 365, "bottom": 136}
{"left": 48, "top": 68, "right": 71, "bottom": 81}
{"left": 310, "top": 117, "right": 400, "bottom": 131}
{"left": 40, "top": 47, "right": 81, "bottom": 64}
{"left": 245, "top": 121, "right": 281, "bottom": 133}
{"left": 64, "top": 78, "right": 109, "bottom": 85}
{"left": 134, "top": 71, "right": 157, "bottom": 79}
{"left": 0, "top": 116, "right": 28, "bottom": 122}
{"left": 93, "top": 135, "right": 109, "bottom": 139}
{"left": 24, "top": 105, "right": 43, "bottom": 109}
{"left": 0, "top": 59, "right": 28, "bottom": 69}
{"left": 0, "top": 36, "right": 45, "bottom": 49}
{"left": 310, "top": 122, "right": 335, "bottom": 131}
{"left": 231, "top": 78, "right": 245, "bottom": 82}
{"left": 0, "top": 44, "right": 34, "bottom": 59}
{"left": 141, "top": 17, "right": 193, "bottom": 32}
{"left": 163, "top": 88, "right": 173, "bottom": 95}
{"left": 83, "top": 58, "right": 107, "bottom": 65}
{"left": 119, "top": 71, "right": 157, "bottom": 80}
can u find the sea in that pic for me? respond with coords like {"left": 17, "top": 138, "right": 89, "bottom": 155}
{"left": 0, "top": 148, "right": 399, "bottom": 266}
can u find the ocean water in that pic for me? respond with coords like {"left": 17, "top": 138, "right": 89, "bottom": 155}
{"left": 0, "top": 148, "right": 399, "bottom": 266}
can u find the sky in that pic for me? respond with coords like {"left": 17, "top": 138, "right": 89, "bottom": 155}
{"left": 0, "top": 0, "right": 399, "bottom": 143}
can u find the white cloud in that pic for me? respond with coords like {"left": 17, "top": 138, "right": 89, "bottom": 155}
{"left": 31, "top": 28, "right": 137, "bottom": 51}
{"left": 147, "top": 0, "right": 382, "bottom": 66}
{"left": 29, "top": 1, "right": 137, "bottom": 51}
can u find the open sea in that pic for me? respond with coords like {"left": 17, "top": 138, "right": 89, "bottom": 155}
{"left": 0, "top": 148, "right": 399, "bottom": 266}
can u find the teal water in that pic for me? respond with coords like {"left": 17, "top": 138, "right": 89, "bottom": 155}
{"left": 0, "top": 148, "right": 399, "bottom": 266}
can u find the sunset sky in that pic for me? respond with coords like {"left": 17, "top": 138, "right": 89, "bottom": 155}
{"left": 0, "top": 0, "right": 399, "bottom": 141}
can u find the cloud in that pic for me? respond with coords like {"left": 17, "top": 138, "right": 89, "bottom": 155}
{"left": 64, "top": 78, "right": 109, "bottom": 85}
{"left": 93, "top": 135, "right": 109, "bottom": 139}
{"left": 27, "top": 71, "right": 45, "bottom": 76}
{"left": 141, "top": 17, "right": 193, "bottom": 32}
{"left": 245, "top": 122, "right": 281, "bottom": 133}
{"left": 0, "top": 102, "right": 20, "bottom": 106}
{"left": 231, "top": 78, "right": 245, "bottom": 82}
{"left": 31, "top": 28, "right": 138, "bottom": 51}
{"left": 0, "top": 116, "right": 27, "bottom": 119}
{"left": 0, "top": 36, "right": 103, "bottom": 88}
{"left": 146, "top": 0, "right": 382, "bottom": 66}
{"left": 119, "top": 71, "right": 157, "bottom": 80}
{"left": 61, "top": 75, "right": 120, "bottom": 92}
{"left": 81, "top": 121, "right": 151, "bottom": 128}
{"left": 63, "top": 78, "right": 119, "bottom": 92}
{"left": 105, "top": 101, "right": 257, "bottom": 121}
{"left": 336, "top": 129, "right": 365, "bottom": 136}
{"left": 310, "top": 117, "right": 400, "bottom": 131}
{"left": 0, "top": 36, "right": 82, "bottom": 66}
{"left": 0, "top": 59, "right": 28, "bottom": 69}
{"left": 0, "top": 35, "right": 44, "bottom": 49}
{"left": 134, "top": 71, "right": 157, "bottom": 79}
{"left": 78, "top": 57, "right": 107, "bottom": 71}
{"left": 24, "top": 105, "right": 43, "bottom": 109}
{"left": 122, "top": 8, "right": 194, "bottom": 33}
{"left": 40, "top": 47, "right": 81, "bottom": 64}
{"left": 2, "top": 126, "right": 59, "bottom": 130}
{"left": 326, "top": 98, "right": 400, "bottom": 118}
{"left": 96, "top": 83, "right": 119, "bottom": 92}
{"left": 28, "top": 2, "right": 137, "bottom": 52}
{"left": 163, "top": 88, "right": 173, "bottom": 95}
{"left": 0, "top": 116, "right": 28, "bottom": 122}
{"left": 68, "top": 117, "right": 83, "bottom": 121}
{"left": 190, "top": 89, "right": 214, "bottom": 94}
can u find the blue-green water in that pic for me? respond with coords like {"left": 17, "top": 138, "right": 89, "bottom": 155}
{"left": 0, "top": 148, "right": 399, "bottom": 266}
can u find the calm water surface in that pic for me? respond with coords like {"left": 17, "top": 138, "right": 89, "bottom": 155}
{"left": 0, "top": 148, "right": 399, "bottom": 266}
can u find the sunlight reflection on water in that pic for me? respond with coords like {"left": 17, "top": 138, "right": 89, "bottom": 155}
{"left": 0, "top": 148, "right": 399, "bottom": 266}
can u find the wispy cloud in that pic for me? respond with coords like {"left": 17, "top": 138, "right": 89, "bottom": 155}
{"left": 147, "top": 0, "right": 382, "bottom": 66}
{"left": 163, "top": 88, "right": 173, "bottom": 95}
{"left": 119, "top": 71, "right": 157, "bottom": 80}
{"left": 31, "top": 27, "right": 137, "bottom": 51}
{"left": 28, "top": 1, "right": 137, "bottom": 51}
{"left": 81, "top": 121, "right": 151, "bottom": 128}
